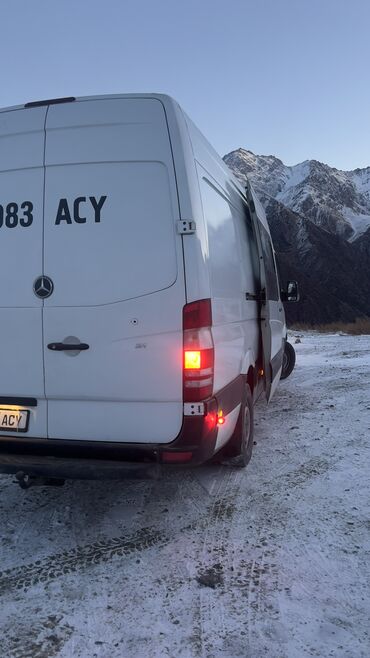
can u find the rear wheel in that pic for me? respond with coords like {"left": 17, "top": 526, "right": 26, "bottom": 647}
{"left": 217, "top": 383, "right": 254, "bottom": 468}
{"left": 280, "top": 341, "right": 296, "bottom": 380}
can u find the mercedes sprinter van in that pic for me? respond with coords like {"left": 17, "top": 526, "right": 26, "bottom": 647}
{"left": 0, "top": 94, "right": 297, "bottom": 484}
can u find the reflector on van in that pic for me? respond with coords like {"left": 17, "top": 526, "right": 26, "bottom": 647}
{"left": 162, "top": 451, "right": 193, "bottom": 463}
{"left": 217, "top": 410, "right": 225, "bottom": 425}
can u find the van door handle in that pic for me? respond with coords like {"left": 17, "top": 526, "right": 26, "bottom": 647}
{"left": 47, "top": 342, "right": 89, "bottom": 351}
{"left": 245, "top": 291, "right": 266, "bottom": 302}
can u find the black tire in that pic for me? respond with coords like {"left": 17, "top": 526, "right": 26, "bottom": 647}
{"left": 216, "top": 383, "right": 254, "bottom": 468}
{"left": 280, "top": 341, "right": 296, "bottom": 380}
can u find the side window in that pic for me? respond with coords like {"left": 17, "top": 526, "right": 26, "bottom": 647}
{"left": 259, "top": 225, "right": 280, "bottom": 301}
{"left": 200, "top": 178, "right": 243, "bottom": 299}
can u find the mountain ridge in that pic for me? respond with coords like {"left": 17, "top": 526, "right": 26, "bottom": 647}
{"left": 223, "top": 149, "right": 370, "bottom": 325}
{"left": 224, "top": 148, "right": 370, "bottom": 241}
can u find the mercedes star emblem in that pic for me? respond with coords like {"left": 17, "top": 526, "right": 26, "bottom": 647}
{"left": 33, "top": 275, "right": 54, "bottom": 299}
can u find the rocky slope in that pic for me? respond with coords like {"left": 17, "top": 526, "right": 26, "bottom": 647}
{"left": 223, "top": 150, "right": 370, "bottom": 325}
{"left": 224, "top": 149, "right": 370, "bottom": 241}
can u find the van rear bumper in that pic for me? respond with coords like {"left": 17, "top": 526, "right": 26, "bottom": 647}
{"left": 0, "top": 412, "right": 220, "bottom": 479}
{"left": 0, "top": 410, "right": 219, "bottom": 478}
{"left": 0, "top": 376, "right": 245, "bottom": 479}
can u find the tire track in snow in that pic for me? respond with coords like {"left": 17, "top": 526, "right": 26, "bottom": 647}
{"left": 0, "top": 527, "right": 166, "bottom": 594}
{"left": 187, "top": 455, "right": 331, "bottom": 656}
{"left": 0, "top": 485, "right": 239, "bottom": 596}
{"left": 0, "top": 456, "right": 331, "bottom": 627}
{"left": 192, "top": 469, "right": 240, "bottom": 657}
{"left": 157, "top": 467, "right": 243, "bottom": 657}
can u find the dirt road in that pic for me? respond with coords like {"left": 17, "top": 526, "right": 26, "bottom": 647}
{"left": 0, "top": 333, "right": 369, "bottom": 657}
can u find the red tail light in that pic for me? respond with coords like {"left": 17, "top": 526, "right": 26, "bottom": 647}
{"left": 183, "top": 299, "right": 214, "bottom": 402}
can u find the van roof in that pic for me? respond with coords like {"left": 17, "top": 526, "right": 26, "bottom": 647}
{"left": 0, "top": 92, "right": 176, "bottom": 114}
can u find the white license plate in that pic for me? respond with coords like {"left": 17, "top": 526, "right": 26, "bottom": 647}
{"left": 0, "top": 408, "right": 30, "bottom": 432}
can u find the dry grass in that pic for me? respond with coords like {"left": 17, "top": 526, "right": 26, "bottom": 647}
{"left": 290, "top": 317, "right": 370, "bottom": 335}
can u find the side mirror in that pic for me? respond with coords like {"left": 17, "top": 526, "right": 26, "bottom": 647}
{"left": 281, "top": 280, "right": 299, "bottom": 302}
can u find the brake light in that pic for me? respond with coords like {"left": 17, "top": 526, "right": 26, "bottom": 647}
{"left": 184, "top": 350, "right": 201, "bottom": 370}
{"left": 183, "top": 299, "right": 214, "bottom": 402}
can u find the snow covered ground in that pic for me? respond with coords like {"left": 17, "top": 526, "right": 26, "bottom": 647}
{"left": 0, "top": 332, "right": 369, "bottom": 658}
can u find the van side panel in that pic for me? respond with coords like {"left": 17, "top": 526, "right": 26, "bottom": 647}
{"left": 196, "top": 165, "right": 260, "bottom": 393}
{"left": 174, "top": 111, "right": 259, "bottom": 397}
{"left": 180, "top": 111, "right": 284, "bottom": 405}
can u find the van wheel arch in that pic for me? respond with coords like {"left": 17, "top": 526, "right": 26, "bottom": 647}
{"left": 215, "top": 382, "right": 254, "bottom": 468}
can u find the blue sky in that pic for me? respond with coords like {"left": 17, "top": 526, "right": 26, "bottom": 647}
{"left": 1, "top": 0, "right": 369, "bottom": 169}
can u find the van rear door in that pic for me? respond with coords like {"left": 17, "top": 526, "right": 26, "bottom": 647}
{"left": 0, "top": 107, "right": 47, "bottom": 437}
{"left": 43, "top": 98, "right": 185, "bottom": 443}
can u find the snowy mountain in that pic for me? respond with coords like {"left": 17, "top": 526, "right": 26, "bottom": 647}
{"left": 224, "top": 149, "right": 370, "bottom": 241}
{"left": 223, "top": 149, "right": 370, "bottom": 325}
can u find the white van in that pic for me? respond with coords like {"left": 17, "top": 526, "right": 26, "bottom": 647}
{"left": 0, "top": 94, "right": 297, "bottom": 486}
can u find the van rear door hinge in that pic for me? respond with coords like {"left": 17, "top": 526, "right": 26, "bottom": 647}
{"left": 177, "top": 220, "right": 196, "bottom": 235}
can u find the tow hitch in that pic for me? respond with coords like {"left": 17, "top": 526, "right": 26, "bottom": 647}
{"left": 15, "top": 471, "right": 65, "bottom": 489}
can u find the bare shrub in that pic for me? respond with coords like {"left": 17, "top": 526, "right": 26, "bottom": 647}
{"left": 290, "top": 317, "right": 370, "bottom": 335}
